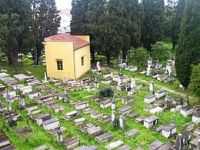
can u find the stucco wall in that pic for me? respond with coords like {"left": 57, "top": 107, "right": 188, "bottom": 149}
{"left": 45, "top": 41, "right": 75, "bottom": 79}
{"left": 74, "top": 45, "right": 91, "bottom": 79}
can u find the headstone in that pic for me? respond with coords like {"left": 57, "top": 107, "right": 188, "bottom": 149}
{"left": 96, "top": 61, "right": 101, "bottom": 72}
{"left": 57, "top": 127, "right": 63, "bottom": 143}
{"left": 175, "top": 134, "right": 183, "bottom": 150}
{"left": 111, "top": 110, "right": 115, "bottom": 123}
{"left": 149, "top": 81, "right": 154, "bottom": 94}
{"left": 130, "top": 78, "right": 136, "bottom": 89}
{"left": 119, "top": 115, "right": 125, "bottom": 129}
{"left": 20, "top": 98, "right": 26, "bottom": 108}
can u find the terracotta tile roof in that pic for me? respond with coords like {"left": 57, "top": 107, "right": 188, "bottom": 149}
{"left": 44, "top": 33, "right": 89, "bottom": 50}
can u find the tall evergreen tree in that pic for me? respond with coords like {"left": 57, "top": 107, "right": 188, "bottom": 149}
{"left": 176, "top": 0, "right": 200, "bottom": 88}
{"left": 142, "top": 0, "right": 165, "bottom": 51}
{"left": 172, "top": 0, "right": 185, "bottom": 49}
{"left": 70, "top": 0, "right": 90, "bottom": 34}
{"left": 29, "top": 0, "right": 60, "bottom": 64}
{"left": 0, "top": 0, "right": 31, "bottom": 71}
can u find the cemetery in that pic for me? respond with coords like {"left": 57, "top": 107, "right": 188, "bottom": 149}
{"left": 0, "top": 58, "right": 199, "bottom": 150}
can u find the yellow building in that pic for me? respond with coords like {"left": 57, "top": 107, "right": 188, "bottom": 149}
{"left": 44, "top": 33, "right": 91, "bottom": 80}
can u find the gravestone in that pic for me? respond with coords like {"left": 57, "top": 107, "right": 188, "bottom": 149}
{"left": 57, "top": 127, "right": 63, "bottom": 143}
{"left": 119, "top": 115, "right": 125, "bottom": 129}
{"left": 175, "top": 134, "right": 183, "bottom": 150}
{"left": 149, "top": 81, "right": 154, "bottom": 94}
{"left": 96, "top": 61, "right": 101, "bottom": 72}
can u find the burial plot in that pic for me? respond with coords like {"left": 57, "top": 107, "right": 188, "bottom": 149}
{"left": 106, "top": 140, "right": 124, "bottom": 150}
{"left": 13, "top": 74, "right": 29, "bottom": 81}
{"left": 95, "top": 132, "right": 113, "bottom": 142}
{"left": 180, "top": 106, "right": 193, "bottom": 117}
{"left": 74, "top": 117, "right": 86, "bottom": 126}
{"left": 156, "top": 124, "right": 176, "bottom": 138}
{"left": 74, "top": 145, "right": 97, "bottom": 150}
{"left": 36, "top": 114, "right": 51, "bottom": 126}
{"left": 143, "top": 116, "right": 158, "bottom": 128}
{"left": 144, "top": 94, "right": 156, "bottom": 104}
{"left": 17, "top": 126, "right": 33, "bottom": 139}
{"left": 65, "top": 111, "right": 80, "bottom": 120}
{"left": 64, "top": 137, "right": 80, "bottom": 150}
{"left": 0, "top": 133, "right": 15, "bottom": 150}
{"left": 42, "top": 118, "right": 60, "bottom": 131}
{"left": 100, "top": 99, "right": 112, "bottom": 109}
{"left": 150, "top": 140, "right": 164, "bottom": 150}
{"left": 87, "top": 126, "right": 103, "bottom": 136}
{"left": 189, "top": 136, "right": 200, "bottom": 150}
{"left": 117, "top": 145, "right": 131, "bottom": 150}
{"left": 75, "top": 101, "right": 88, "bottom": 110}
{"left": 124, "top": 129, "right": 139, "bottom": 137}
{"left": 155, "top": 90, "right": 166, "bottom": 99}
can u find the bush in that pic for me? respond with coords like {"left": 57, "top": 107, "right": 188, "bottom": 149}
{"left": 100, "top": 87, "right": 114, "bottom": 97}
{"left": 128, "top": 47, "right": 148, "bottom": 70}
{"left": 189, "top": 64, "right": 200, "bottom": 96}
{"left": 151, "top": 41, "right": 171, "bottom": 62}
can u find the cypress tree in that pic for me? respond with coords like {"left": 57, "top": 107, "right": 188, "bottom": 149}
{"left": 176, "top": 0, "right": 200, "bottom": 88}
{"left": 172, "top": 0, "right": 186, "bottom": 49}
{"left": 142, "top": 0, "right": 165, "bottom": 51}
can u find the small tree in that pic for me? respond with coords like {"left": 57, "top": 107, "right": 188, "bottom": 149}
{"left": 151, "top": 41, "right": 171, "bottom": 62}
{"left": 100, "top": 87, "right": 114, "bottom": 97}
{"left": 189, "top": 64, "right": 200, "bottom": 97}
{"left": 128, "top": 47, "right": 148, "bottom": 70}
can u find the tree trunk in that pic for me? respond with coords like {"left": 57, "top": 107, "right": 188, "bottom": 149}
{"left": 91, "top": 48, "right": 95, "bottom": 63}
{"left": 122, "top": 49, "right": 127, "bottom": 63}
{"left": 106, "top": 51, "right": 110, "bottom": 65}
{"left": 10, "top": 51, "right": 18, "bottom": 72}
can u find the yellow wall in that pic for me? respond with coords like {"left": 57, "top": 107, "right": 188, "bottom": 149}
{"left": 44, "top": 41, "right": 75, "bottom": 80}
{"left": 74, "top": 45, "right": 91, "bottom": 79}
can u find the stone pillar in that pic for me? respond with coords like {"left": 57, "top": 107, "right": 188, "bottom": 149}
{"left": 57, "top": 128, "right": 63, "bottom": 143}
{"left": 111, "top": 110, "right": 115, "bottom": 123}
{"left": 20, "top": 98, "right": 25, "bottom": 108}
{"left": 130, "top": 78, "right": 136, "bottom": 89}
{"left": 43, "top": 72, "right": 48, "bottom": 83}
{"left": 175, "top": 134, "right": 183, "bottom": 150}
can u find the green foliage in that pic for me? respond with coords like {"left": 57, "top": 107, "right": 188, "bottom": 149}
{"left": 29, "top": 0, "right": 60, "bottom": 65}
{"left": 151, "top": 41, "right": 171, "bottom": 62}
{"left": 142, "top": 0, "right": 165, "bottom": 51}
{"left": 189, "top": 64, "right": 200, "bottom": 97}
{"left": 175, "top": 0, "right": 200, "bottom": 88}
{"left": 172, "top": 0, "right": 186, "bottom": 49}
{"left": 99, "top": 87, "right": 114, "bottom": 97}
{"left": 128, "top": 47, "right": 148, "bottom": 70}
{"left": 0, "top": 0, "right": 31, "bottom": 70}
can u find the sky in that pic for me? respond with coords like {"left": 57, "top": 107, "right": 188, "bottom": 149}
{"left": 56, "top": 0, "right": 72, "bottom": 10}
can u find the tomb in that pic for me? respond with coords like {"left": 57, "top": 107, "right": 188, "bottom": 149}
{"left": 117, "top": 145, "right": 131, "bottom": 150}
{"left": 156, "top": 124, "right": 176, "bottom": 138}
{"left": 36, "top": 114, "right": 51, "bottom": 125}
{"left": 100, "top": 99, "right": 112, "bottom": 109}
{"left": 135, "top": 116, "right": 146, "bottom": 123}
{"left": 95, "top": 132, "right": 113, "bottom": 142}
{"left": 124, "top": 129, "right": 139, "bottom": 137}
{"left": 90, "top": 110, "right": 103, "bottom": 119}
{"left": 150, "top": 140, "right": 164, "bottom": 150}
{"left": 74, "top": 146, "right": 97, "bottom": 150}
{"left": 42, "top": 118, "right": 60, "bottom": 131}
{"left": 144, "top": 116, "right": 158, "bottom": 128}
{"left": 13, "top": 74, "right": 29, "bottom": 81}
{"left": 65, "top": 111, "right": 80, "bottom": 120}
{"left": 189, "top": 136, "right": 200, "bottom": 150}
{"left": 19, "top": 86, "right": 32, "bottom": 94}
{"left": 120, "top": 105, "right": 132, "bottom": 115}
{"left": 144, "top": 94, "right": 156, "bottom": 104}
{"left": 192, "top": 112, "right": 200, "bottom": 124}
{"left": 74, "top": 117, "right": 86, "bottom": 126}
{"left": 0, "top": 84, "right": 6, "bottom": 92}
{"left": 106, "top": 140, "right": 124, "bottom": 150}
{"left": 155, "top": 90, "right": 166, "bottom": 99}
{"left": 0, "top": 134, "right": 10, "bottom": 148}
{"left": 87, "top": 126, "right": 102, "bottom": 136}
{"left": 64, "top": 137, "right": 80, "bottom": 150}
{"left": 180, "top": 106, "right": 193, "bottom": 117}
{"left": 75, "top": 101, "right": 88, "bottom": 110}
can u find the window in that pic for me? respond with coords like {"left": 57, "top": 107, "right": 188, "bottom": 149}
{"left": 81, "top": 56, "right": 84, "bottom": 66}
{"left": 56, "top": 60, "right": 63, "bottom": 70}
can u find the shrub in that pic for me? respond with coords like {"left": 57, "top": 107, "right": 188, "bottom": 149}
{"left": 100, "top": 87, "right": 114, "bottom": 97}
